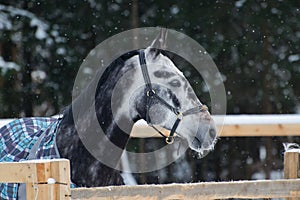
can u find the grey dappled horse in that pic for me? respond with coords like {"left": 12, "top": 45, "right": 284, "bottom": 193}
{"left": 0, "top": 29, "right": 217, "bottom": 199}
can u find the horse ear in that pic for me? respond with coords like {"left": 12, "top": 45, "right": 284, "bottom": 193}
{"left": 149, "top": 28, "right": 168, "bottom": 58}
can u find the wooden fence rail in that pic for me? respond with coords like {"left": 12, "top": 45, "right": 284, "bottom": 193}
{"left": 2, "top": 115, "right": 300, "bottom": 138}
{"left": 0, "top": 152, "right": 299, "bottom": 199}
{"left": 71, "top": 179, "right": 300, "bottom": 200}
{"left": 131, "top": 114, "right": 300, "bottom": 137}
{"left": 71, "top": 151, "right": 300, "bottom": 200}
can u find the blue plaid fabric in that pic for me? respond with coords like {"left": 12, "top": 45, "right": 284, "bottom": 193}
{"left": 0, "top": 117, "right": 60, "bottom": 200}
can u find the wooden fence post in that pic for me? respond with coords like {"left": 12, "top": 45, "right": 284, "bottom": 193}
{"left": 0, "top": 159, "right": 71, "bottom": 200}
{"left": 284, "top": 151, "right": 300, "bottom": 200}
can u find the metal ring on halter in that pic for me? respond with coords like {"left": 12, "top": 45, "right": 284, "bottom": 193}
{"left": 177, "top": 112, "right": 183, "bottom": 120}
{"left": 165, "top": 136, "right": 174, "bottom": 144}
{"left": 200, "top": 105, "right": 208, "bottom": 111}
{"left": 146, "top": 89, "right": 156, "bottom": 97}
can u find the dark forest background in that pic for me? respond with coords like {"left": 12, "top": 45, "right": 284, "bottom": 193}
{"left": 0, "top": 0, "right": 299, "bottom": 183}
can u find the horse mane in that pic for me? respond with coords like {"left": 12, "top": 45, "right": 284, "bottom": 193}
{"left": 56, "top": 50, "right": 143, "bottom": 187}
{"left": 59, "top": 49, "right": 180, "bottom": 134}
{"left": 60, "top": 50, "right": 141, "bottom": 127}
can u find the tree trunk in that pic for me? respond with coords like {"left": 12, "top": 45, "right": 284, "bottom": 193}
{"left": 20, "top": 2, "right": 33, "bottom": 117}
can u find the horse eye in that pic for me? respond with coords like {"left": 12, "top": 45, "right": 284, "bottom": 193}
{"left": 154, "top": 70, "right": 176, "bottom": 78}
{"left": 169, "top": 79, "right": 181, "bottom": 87}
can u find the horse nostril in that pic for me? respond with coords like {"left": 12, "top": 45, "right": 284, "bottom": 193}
{"left": 209, "top": 128, "right": 216, "bottom": 138}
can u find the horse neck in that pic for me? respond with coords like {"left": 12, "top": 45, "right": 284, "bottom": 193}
{"left": 56, "top": 56, "right": 138, "bottom": 184}
{"left": 56, "top": 105, "right": 129, "bottom": 186}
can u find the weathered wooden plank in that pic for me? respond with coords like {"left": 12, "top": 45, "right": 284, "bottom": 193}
{"left": 32, "top": 159, "right": 71, "bottom": 200}
{"left": 37, "top": 184, "right": 71, "bottom": 200}
{"left": 131, "top": 123, "right": 300, "bottom": 138}
{"left": 49, "top": 159, "right": 71, "bottom": 199}
{"left": 219, "top": 124, "right": 300, "bottom": 137}
{"left": 36, "top": 161, "right": 52, "bottom": 183}
{"left": 26, "top": 182, "right": 37, "bottom": 200}
{"left": 0, "top": 162, "right": 38, "bottom": 183}
{"left": 130, "top": 114, "right": 300, "bottom": 137}
{"left": 284, "top": 152, "right": 299, "bottom": 179}
{"left": 71, "top": 179, "right": 300, "bottom": 200}
{"left": 0, "top": 159, "right": 70, "bottom": 183}
{"left": 284, "top": 152, "right": 300, "bottom": 200}
{"left": 0, "top": 159, "right": 71, "bottom": 200}
{"left": 49, "top": 159, "right": 71, "bottom": 184}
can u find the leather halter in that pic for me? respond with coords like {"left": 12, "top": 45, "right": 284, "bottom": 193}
{"left": 138, "top": 50, "right": 208, "bottom": 144}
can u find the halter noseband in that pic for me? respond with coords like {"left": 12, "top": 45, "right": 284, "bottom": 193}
{"left": 138, "top": 50, "right": 208, "bottom": 144}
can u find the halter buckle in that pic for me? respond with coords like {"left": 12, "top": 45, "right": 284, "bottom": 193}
{"left": 147, "top": 89, "right": 156, "bottom": 97}
{"left": 165, "top": 136, "right": 174, "bottom": 144}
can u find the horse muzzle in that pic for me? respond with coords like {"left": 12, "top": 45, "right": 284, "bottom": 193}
{"left": 189, "top": 118, "right": 217, "bottom": 158}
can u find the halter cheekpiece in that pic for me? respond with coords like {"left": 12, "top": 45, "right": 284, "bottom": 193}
{"left": 138, "top": 50, "right": 208, "bottom": 144}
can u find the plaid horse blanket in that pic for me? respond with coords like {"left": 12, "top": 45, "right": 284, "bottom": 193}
{"left": 0, "top": 117, "right": 61, "bottom": 200}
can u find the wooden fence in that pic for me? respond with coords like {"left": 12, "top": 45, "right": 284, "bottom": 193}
{"left": 0, "top": 152, "right": 299, "bottom": 199}
{"left": 1, "top": 115, "right": 300, "bottom": 199}
{"left": 69, "top": 151, "right": 300, "bottom": 200}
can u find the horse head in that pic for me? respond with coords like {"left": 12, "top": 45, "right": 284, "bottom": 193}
{"left": 114, "top": 29, "right": 218, "bottom": 158}
{"left": 53, "top": 29, "right": 219, "bottom": 187}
